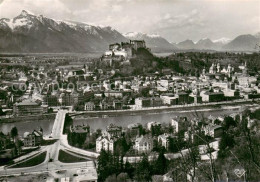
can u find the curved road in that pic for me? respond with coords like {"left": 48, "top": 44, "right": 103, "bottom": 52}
{"left": 0, "top": 110, "right": 99, "bottom": 176}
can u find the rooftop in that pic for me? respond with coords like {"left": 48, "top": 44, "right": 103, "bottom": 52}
{"left": 14, "top": 99, "right": 39, "bottom": 106}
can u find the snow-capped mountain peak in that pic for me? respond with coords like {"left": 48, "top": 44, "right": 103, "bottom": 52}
{"left": 212, "top": 37, "right": 231, "bottom": 44}
{"left": 124, "top": 32, "right": 143, "bottom": 38}
{"left": 194, "top": 38, "right": 211, "bottom": 44}
{"left": 124, "top": 32, "right": 177, "bottom": 52}
{"left": 0, "top": 10, "right": 128, "bottom": 53}
{"left": 0, "top": 10, "right": 38, "bottom": 30}
{"left": 20, "top": 10, "right": 34, "bottom": 17}
{"left": 147, "top": 34, "right": 161, "bottom": 38}
{"left": 124, "top": 32, "right": 161, "bottom": 39}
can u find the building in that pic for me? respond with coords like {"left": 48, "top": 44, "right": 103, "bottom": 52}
{"left": 13, "top": 99, "right": 47, "bottom": 116}
{"left": 176, "top": 92, "right": 189, "bottom": 105}
{"left": 135, "top": 98, "right": 151, "bottom": 109}
{"left": 158, "top": 133, "right": 172, "bottom": 149}
{"left": 113, "top": 100, "right": 123, "bottom": 110}
{"left": 104, "top": 91, "right": 123, "bottom": 98}
{"left": 68, "top": 69, "right": 85, "bottom": 76}
{"left": 171, "top": 116, "right": 188, "bottom": 133}
{"left": 189, "top": 94, "right": 202, "bottom": 104}
{"left": 23, "top": 129, "right": 43, "bottom": 147}
{"left": 223, "top": 89, "right": 240, "bottom": 98}
{"left": 127, "top": 123, "right": 142, "bottom": 137}
{"left": 200, "top": 91, "right": 224, "bottom": 102}
{"left": 59, "top": 90, "right": 82, "bottom": 106}
{"left": 109, "top": 43, "right": 121, "bottom": 51}
{"left": 0, "top": 133, "right": 11, "bottom": 151}
{"left": 70, "top": 124, "right": 90, "bottom": 134}
{"left": 134, "top": 135, "right": 153, "bottom": 154}
{"left": 96, "top": 135, "right": 115, "bottom": 153}
{"left": 85, "top": 102, "right": 95, "bottom": 111}
{"left": 151, "top": 97, "right": 163, "bottom": 107}
{"left": 106, "top": 124, "right": 122, "bottom": 137}
{"left": 130, "top": 40, "right": 146, "bottom": 50}
{"left": 44, "top": 94, "right": 59, "bottom": 106}
{"left": 160, "top": 94, "right": 178, "bottom": 105}
{"left": 203, "top": 124, "right": 223, "bottom": 138}
{"left": 147, "top": 121, "right": 161, "bottom": 131}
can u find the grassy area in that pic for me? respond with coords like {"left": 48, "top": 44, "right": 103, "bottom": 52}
{"left": 41, "top": 139, "right": 57, "bottom": 146}
{"left": 64, "top": 149, "right": 96, "bottom": 160}
{"left": 0, "top": 147, "right": 40, "bottom": 166}
{"left": 10, "top": 152, "right": 46, "bottom": 168}
{"left": 58, "top": 149, "right": 89, "bottom": 163}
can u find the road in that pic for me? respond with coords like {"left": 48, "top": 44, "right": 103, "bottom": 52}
{"left": 0, "top": 110, "right": 99, "bottom": 178}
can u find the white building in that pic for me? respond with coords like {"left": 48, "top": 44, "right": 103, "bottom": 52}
{"left": 134, "top": 135, "right": 154, "bottom": 153}
{"left": 96, "top": 134, "right": 115, "bottom": 153}
{"left": 85, "top": 102, "right": 95, "bottom": 111}
{"left": 171, "top": 117, "right": 187, "bottom": 133}
{"left": 160, "top": 94, "right": 178, "bottom": 105}
{"left": 203, "top": 124, "right": 223, "bottom": 138}
{"left": 158, "top": 133, "right": 171, "bottom": 149}
{"left": 104, "top": 50, "right": 128, "bottom": 58}
{"left": 223, "top": 89, "right": 239, "bottom": 97}
{"left": 147, "top": 121, "right": 161, "bottom": 131}
{"left": 135, "top": 98, "right": 151, "bottom": 109}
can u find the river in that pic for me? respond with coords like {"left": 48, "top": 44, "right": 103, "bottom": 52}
{"left": 73, "top": 105, "right": 256, "bottom": 132}
{"left": 0, "top": 104, "right": 258, "bottom": 136}
{"left": 0, "top": 118, "right": 54, "bottom": 138}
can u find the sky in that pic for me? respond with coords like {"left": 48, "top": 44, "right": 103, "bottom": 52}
{"left": 0, "top": 0, "right": 259, "bottom": 43}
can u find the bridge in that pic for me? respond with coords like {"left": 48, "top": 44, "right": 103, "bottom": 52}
{"left": 0, "top": 110, "right": 99, "bottom": 178}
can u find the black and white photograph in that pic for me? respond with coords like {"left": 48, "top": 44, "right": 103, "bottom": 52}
{"left": 0, "top": 0, "right": 260, "bottom": 181}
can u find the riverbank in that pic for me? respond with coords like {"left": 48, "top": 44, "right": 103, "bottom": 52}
{"left": 73, "top": 102, "right": 260, "bottom": 131}
{"left": 0, "top": 114, "right": 56, "bottom": 124}
{"left": 70, "top": 99, "right": 257, "bottom": 119}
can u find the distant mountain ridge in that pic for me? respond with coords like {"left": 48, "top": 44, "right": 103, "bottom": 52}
{"left": 177, "top": 39, "right": 195, "bottom": 50}
{"left": 124, "top": 32, "right": 178, "bottom": 52}
{"left": 174, "top": 33, "right": 260, "bottom": 51}
{"left": 223, "top": 34, "right": 260, "bottom": 51}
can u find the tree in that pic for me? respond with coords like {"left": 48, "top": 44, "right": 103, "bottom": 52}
{"left": 222, "top": 116, "right": 237, "bottom": 130}
{"left": 114, "top": 137, "right": 130, "bottom": 156}
{"left": 0, "top": 107, "right": 5, "bottom": 116}
{"left": 11, "top": 127, "right": 18, "bottom": 141}
{"left": 168, "top": 136, "right": 180, "bottom": 153}
{"left": 151, "top": 124, "right": 162, "bottom": 137}
{"left": 117, "top": 173, "right": 129, "bottom": 182}
{"left": 138, "top": 125, "right": 146, "bottom": 136}
{"left": 104, "top": 174, "right": 117, "bottom": 182}
{"left": 154, "top": 148, "right": 167, "bottom": 175}
{"left": 219, "top": 132, "right": 235, "bottom": 152}
{"left": 97, "top": 150, "right": 115, "bottom": 182}
{"left": 134, "top": 154, "right": 151, "bottom": 182}
{"left": 124, "top": 161, "right": 135, "bottom": 179}
{"left": 48, "top": 108, "right": 54, "bottom": 113}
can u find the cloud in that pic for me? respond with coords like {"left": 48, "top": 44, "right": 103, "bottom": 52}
{"left": 0, "top": 0, "right": 72, "bottom": 18}
{"left": 156, "top": 9, "right": 204, "bottom": 30}
{"left": 112, "top": 5, "right": 123, "bottom": 12}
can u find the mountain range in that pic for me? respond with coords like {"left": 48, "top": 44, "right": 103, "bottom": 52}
{"left": 175, "top": 34, "right": 259, "bottom": 51}
{"left": 0, "top": 10, "right": 127, "bottom": 53}
{"left": 0, "top": 10, "right": 259, "bottom": 53}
